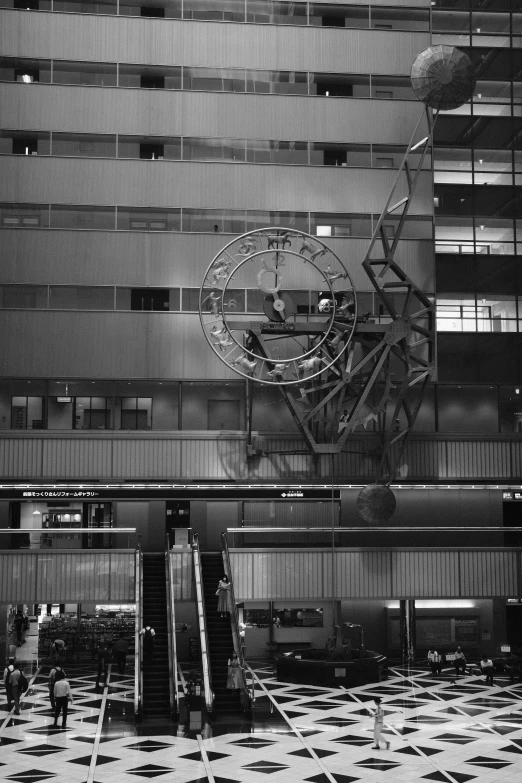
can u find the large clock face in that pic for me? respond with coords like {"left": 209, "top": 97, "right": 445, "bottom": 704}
{"left": 199, "top": 228, "right": 357, "bottom": 385}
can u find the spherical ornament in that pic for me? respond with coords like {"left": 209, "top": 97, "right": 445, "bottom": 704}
{"left": 410, "top": 45, "right": 476, "bottom": 111}
{"left": 357, "top": 484, "right": 397, "bottom": 524}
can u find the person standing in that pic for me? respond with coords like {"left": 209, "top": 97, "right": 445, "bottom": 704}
{"left": 50, "top": 638, "right": 66, "bottom": 663}
{"left": 480, "top": 654, "right": 495, "bottom": 686}
{"left": 48, "top": 665, "right": 66, "bottom": 710}
{"left": 427, "top": 648, "right": 442, "bottom": 675}
{"left": 216, "top": 575, "right": 232, "bottom": 619}
{"left": 226, "top": 652, "right": 243, "bottom": 696}
{"left": 3, "top": 663, "right": 14, "bottom": 712}
{"left": 53, "top": 674, "right": 73, "bottom": 728}
{"left": 370, "top": 697, "right": 390, "bottom": 750}
{"left": 453, "top": 646, "right": 466, "bottom": 676}
{"left": 140, "top": 626, "right": 155, "bottom": 663}
{"left": 113, "top": 633, "right": 129, "bottom": 675}
{"left": 14, "top": 611, "right": 25, "bottom": 647}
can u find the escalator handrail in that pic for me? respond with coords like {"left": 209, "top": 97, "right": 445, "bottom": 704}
{"left": 192, "top": 533, "right": 214, "bottom": 714}
{"left": 221, "top": 532, "right": 254, "bottom": 714}
{"left": 165, "top": 535, "right": 179, "bottom": 718}
{"left": 134, "top": 542, "right": 143, "bottom": 721}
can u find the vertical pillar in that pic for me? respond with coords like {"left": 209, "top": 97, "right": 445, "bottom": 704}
{"left": 400, "top": 599, "right": 416, "bottom": 666}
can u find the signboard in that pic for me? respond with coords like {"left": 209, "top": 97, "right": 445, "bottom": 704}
{"left": 503, "top": 491, "right": 522, "bottom": 501}
{"left": 0, "top": 487, "right": 341, "bottom": 501}
{"left": 501, "top": 645, "right": 511, "bottom": 653}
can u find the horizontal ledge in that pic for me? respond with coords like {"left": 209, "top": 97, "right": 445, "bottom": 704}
{"left": 0, "top": 528, "right": 136, "bottom": 533}
{"left": 227, "top": 527, "right": 522, "bottom": 533}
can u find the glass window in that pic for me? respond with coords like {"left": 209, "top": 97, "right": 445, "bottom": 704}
{"left": 245, "top": 210, "right": 308, "bottom": 232}
{"left": 118, "top": 64, "right": 182, "bottom": 89}
{"left": 311, "top": 212, "right": 371, "bottom": 237}
{"left": 434, "top": 147, "right": 473, "bottom": 185}
{"left": 499, "top": 386, "right": 522, "bottom": 434}
{"left": 437, "top": 295, "right": 477, "bottom": 332}
{"left": 309, "top": 142, "right": 370, "bottom": 167}
{"left": 371, "top": 75, "right": 415, "bottom": 101}
{"left": 183, "top": 137, "right": 245, "bottom": 162}
{"left": 0, "top": 130, "right": 50, "bottom": 156}
{"left": 11, "top": 396, "right": 44, "bottom": 429}
{"left": 245, "top": 139, "right": 308, "bottom": 164}
{"left": 273, "top": 607, "right": 324, "bottom": 627}
{"left": 474, "top": 79, "right": 511, "bottom": 104}
{"left": 118, "top": 135, "right": 181, "bottom": 159}
{"left": 75, "top": 396, "right": 110, "bottom": 429}
{"left": 431, "top": 10, "right": 470, "bottom": 34}
{"left": 116, "top": 287, "right": 180, "bottom": 311}
{"left": 252, "top": 384, "right": 299, "bottom": 431}
{"left": 53, "top": 0, "right": 117, "bottom": 12}
{"left": 182, "top": 208, "right": 245, "bottom": 233}
{"left": 1, "top": 285, "right": 47, "bottom": 308}
{"left": 473, "top": 148, "right": 513, "bottom": 186}
{"left": 370, "top": 7, "right": 429, "bottom": 31}
{"left": 51, "top": 133, "right": 116, "bottom": 158}
{"left": 0, "top": 57, "right": 51, "bottom": 83}
{"left": 53, "top": 60, "right": 117, "bottom": 87}
{"left": 310, "top": 72, "right": 369, "bottom": 97}
{"left": 119, "top": 0, "right": 181, "bottom": 16}
{"left": 50, "top": 205, "right": 115, "bottom": 230}
{"left": 120, "top": 397, "right": 152, "bottom": 429}
{"left": 0, "top": 202, "right": 50, "bottom": 228}
{"left": 183, "top": 67, "right": 245, "bottom": 92}
{"left": 377, "top": 215, "right": 433, "bottom": 240}
{"left": 183, "top": 0, "right": 244, "bottom": 21}
{"left": 247, "top": 69, "right": 308, "bottom": 95}
{"left": 48, "top": 286, "right": 114, "bottom": 310}
{"left": 476, "top": 294, "right": 517, "bottom": 332}
{"left": 117, "top": 207, "right": 181, "bottom": 231}
{"left": 472, "top": 11, "right": 510, "bottom": 34}
{"left": 309, "top": 4, "right": 369, "bottom": 28}
{"left": 181, "top": 381, "right": 245, "bottom": 430}
{"left": 246, "top": 0, "right": 307, "bottom": 25}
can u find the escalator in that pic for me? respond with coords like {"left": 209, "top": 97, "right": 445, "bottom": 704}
{"left": 201, "top": 552, "right": 239, "bottom": 715}
{"left": 141, "top": 552, "right": 171, "bottom": 719}
{"left": 199, "top": 537, "right": 253, "bottom": 718}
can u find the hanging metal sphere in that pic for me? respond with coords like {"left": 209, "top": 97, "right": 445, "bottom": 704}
{"left": 410, "top": 45, "right": 476, "bottom": 111}
{"left": 357, "top": 484, "right": 397, "bottom": 524}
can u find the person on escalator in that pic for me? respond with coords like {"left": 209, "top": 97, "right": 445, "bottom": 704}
{"left": 226, "top": 652, "right": 243, "bottom": 697}
{"left": 140, "top": 626, "right": 155, "bottom": 663}
{"left": 216, "top": 575, "right": 232, "bottom": 619}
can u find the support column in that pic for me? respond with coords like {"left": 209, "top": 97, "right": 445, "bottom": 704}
{"left": 400, "top": 599, "right": 416, "bottom": 666}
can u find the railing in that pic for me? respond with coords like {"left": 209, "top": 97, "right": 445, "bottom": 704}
{"left": 192, "top": 533, "right": 214, "bottom": 715}
{"left": 165, "top": 534, "right": 179, "bottom": 720}
{"left": 134, "top": 540, "right": 143, "bottom": 722}
{"left": 221, "top": 532, "right": 254, "bottom": 717}
{"left": 0, "top": 528, "right": 137, "bottom": 550}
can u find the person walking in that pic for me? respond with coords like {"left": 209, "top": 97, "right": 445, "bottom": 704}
{"left": 113, "top": 633, "right": 129, "bottom": 675}
{"left": 427, "top": 648, "right": 442, "bottom": 675}
{"left": 48, "top": 665, "right": 66, "bottom": 710}
{"left": 226, "top": 652, "right": 243, "bottom": 697}
{"left": 370, "top": 697, "right": 390, "bottom": 750}
{"left": 95, "top": 639, "right": 111, "bottom": 687}
{"left": 480, "top": 655, "right": 495, "bottom": 686}
{"left": 216, "top": 575, "right": 232, "bottom": 618}
{"left": 7, "top": 663, "right": 23, "bottom": 715}
{"left": 14, "top": 611, "right": 25, "bottom": 647}
{"left": 53, "top": 673, "right": 73, "bottom": 728}
{"left": 453, "top": 646, "right": 466, "bottom": 676}
{"left": 140, "top": 626, "right": 155, "bottom": 663}
{"left": 3, "top": 663, "right": 14, "bottom": 712}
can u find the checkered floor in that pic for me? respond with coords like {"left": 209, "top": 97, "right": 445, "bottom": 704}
{"left": 1, "top": 661, "right": 522, "bottom": 783}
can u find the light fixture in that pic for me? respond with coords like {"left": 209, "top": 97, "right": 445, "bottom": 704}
{"left": 32, "top": 509, "right": 41, "bottom": 515}
{"left": 516, "top": 388, "right": 520, "bottom": 395}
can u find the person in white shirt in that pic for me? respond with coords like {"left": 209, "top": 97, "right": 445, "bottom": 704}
{"left": 3, "top": 664, "right": 14, "bottom": 711}
{"left": 370, "top": 697, "right": 390, "bottom": 750}
{"left": 427, "top": 648, "right": 442, "bottom": 675}
{"left": 480, "top": 655, "right": 495, "bottom": 686}
{"left": 453, "top": 646, "right": 466, "bottom": 675}
{"left": 53, "top": 675, "right": 73, "bottom": 728}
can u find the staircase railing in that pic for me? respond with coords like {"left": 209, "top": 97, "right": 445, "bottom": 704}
{"left": 192, "top": 533, "right": 214, "bottom": 715}
{"left": 221, "top": 532, "right": 254, "bottom": 717}
{"left": 165, "top": 534, "right": 179, "bottom": 719}
{"left": 134, "top": 539, "right": 143, "bottom": 722}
